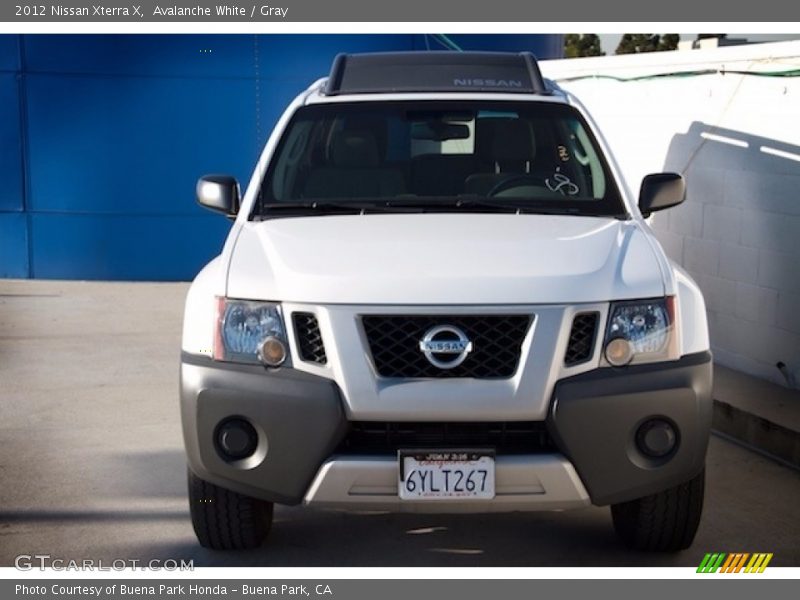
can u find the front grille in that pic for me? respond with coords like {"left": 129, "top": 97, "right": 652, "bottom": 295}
{"left": 564, "top": 312, "right": 599, "bottom": 366}
{"left": 293, "top": 312, "right": 327, "bottom": 364}
{"left": 361, "top": 315, "right": 531, "bottom": 378}
{"left": 337, "top": 421, "right": 555, "bottom": 455}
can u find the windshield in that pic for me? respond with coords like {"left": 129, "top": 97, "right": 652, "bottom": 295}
{"left": 255, "top": 101, "right": 625, "bottom": 217}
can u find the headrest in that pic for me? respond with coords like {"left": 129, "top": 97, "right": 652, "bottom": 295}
{"left": 491, "top": 119, "right": 535, "bottom": 163}
{"left": 331, "top": 130, "right": 379, "bottom": 167}
{"left": 475, "top": 117, "right": 507, "bottom": 161}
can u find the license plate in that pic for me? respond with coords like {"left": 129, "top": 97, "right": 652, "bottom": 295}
{"left": 398, "top": 450, "right": 495, "bottom": 500}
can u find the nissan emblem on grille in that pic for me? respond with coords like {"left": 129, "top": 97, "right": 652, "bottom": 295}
{"left": 419, "top": 325, "right": 473, "bottom": 369}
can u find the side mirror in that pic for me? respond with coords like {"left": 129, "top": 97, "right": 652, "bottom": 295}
{"left": 638, "top": 173, "right": 686, "bottom": 217}
{"left": 196, "top": 174, "right": 240, "bottom": 218}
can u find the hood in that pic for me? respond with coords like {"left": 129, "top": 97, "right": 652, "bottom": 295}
{"left": 226, "top": 214, "right": 665, "bottom": 304}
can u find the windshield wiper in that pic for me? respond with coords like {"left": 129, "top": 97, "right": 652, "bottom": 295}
{"left": 452, "top": 198, "right": 542, "bottom": 213}
{"left": 262, "top": 201, "right": 368, "bottom": 213}
{"left": 385, "top": 198, "right": 606, "bottom": 215}
{"left": 454, "top": 198, "right": 628, "bottom": 218}
{"left": 393, "top": 198, "right": 586, "bottom": 215}
{"left": 383, "top": 198, "right": 519, "bottom": 212}
{"left": 255, "top": 201, "right": 421, "bottom": 218}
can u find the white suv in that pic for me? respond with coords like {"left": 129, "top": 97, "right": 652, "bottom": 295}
{"left": 180, "top": 52, "right": 712, "bottom": 552}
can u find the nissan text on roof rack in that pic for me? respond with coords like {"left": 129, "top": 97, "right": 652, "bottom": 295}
{"left": 181, "top": 52, "right": 712, "bottom": 552}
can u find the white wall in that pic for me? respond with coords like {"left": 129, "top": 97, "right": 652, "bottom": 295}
{"left": 542, "top": 42, "right": 800, "bottom": 387}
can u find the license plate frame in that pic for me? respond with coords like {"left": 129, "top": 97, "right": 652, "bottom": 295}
{"left": 398, "top": 449, "right": 496, "bottom": 501}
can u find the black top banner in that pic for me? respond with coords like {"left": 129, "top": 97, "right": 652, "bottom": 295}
{"left": 3, "top": 0, "right": 800, "bottom": 22}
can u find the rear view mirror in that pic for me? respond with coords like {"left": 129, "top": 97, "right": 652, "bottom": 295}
{"left": 411, "top": 121, "right": 471, "bottom": 142}
{"left": 196, "top": 174, "right": 240, "bottom": 218}
{"left": 638, "top": 173, "right": 686, "bottom": 217}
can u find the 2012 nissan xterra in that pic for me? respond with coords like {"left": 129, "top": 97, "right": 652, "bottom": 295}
{"left": 180, "top": 52, "right": 712, "bottom": 552}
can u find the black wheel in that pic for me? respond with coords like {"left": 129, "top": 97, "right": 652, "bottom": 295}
{"left": 188, "top": 469, "right": 273, "bottom": 550}
{"left": 611, "top": 468, "right": 705, "bottom": 552}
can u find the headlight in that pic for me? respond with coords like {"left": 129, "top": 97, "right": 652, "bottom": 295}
{"left": 603, "top": 297, "right": 678, "bottom": 366}
{"left": 214, "top": 298, "right": 289, "bottom": 366}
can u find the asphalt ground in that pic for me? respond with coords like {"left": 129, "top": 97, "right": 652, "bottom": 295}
{"left": 1, "top": 280, "right": 798, "bottom": 567}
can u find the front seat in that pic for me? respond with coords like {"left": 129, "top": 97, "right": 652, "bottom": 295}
{"left": 302, "top": 130, "right": 405, "bottom": 200}
{"left": 464, "top": 119, "right": 537, "bottom": 196}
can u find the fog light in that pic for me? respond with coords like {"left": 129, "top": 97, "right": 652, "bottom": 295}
{"left": 215, "top": 418, "right": 258, "bottom": 461}
{"left": 257, "top": 336, "right": 287, "bottom": 367}
{"left": 605, "top": 337, "right": 633, "bottom": 366}
{"left": 636, "top": 419, "right": 678, "bottom": 458}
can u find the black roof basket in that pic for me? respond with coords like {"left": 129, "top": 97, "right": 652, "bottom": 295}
{"left": 323, "top": 51, "right": 550, "bottom": 96}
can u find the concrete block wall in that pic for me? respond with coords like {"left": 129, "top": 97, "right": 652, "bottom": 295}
{"left": 543, "top": 42, "right": 800, "bottom": 387}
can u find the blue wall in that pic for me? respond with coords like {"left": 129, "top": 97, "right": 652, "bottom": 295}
{"left": 0, "top": 34, "right": 562, "bottom": 281}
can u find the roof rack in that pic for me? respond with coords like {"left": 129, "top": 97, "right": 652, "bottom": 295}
{"left": 323, "top": 51, "right": 550, "bottom": 96}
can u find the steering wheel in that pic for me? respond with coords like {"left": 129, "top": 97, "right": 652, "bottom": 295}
{"left": 486, "top": 175, "right": 550, "bottom": 197}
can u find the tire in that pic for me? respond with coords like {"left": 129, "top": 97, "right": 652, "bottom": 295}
{"left": 188, "top": 469, "right": 273, "bottom": 550}
{"left": 611, "top": 468, "right": 705, "bottom": 552}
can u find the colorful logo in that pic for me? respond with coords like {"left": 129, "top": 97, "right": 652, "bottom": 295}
{"left": 697, "top": 553, "right": 773, "bottom": 573}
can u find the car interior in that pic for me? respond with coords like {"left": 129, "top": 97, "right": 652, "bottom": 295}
{"left": 262, "top": 104, "right": 606, "bottom": 204}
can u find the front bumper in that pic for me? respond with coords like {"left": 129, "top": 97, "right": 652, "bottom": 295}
{"left": 547, "top": 351, "right": 713, "bottom": 505}
{"left": 303, "top": 454, "right": 590, "bottom": 512}
{"left": 180, "top": 350, "right": 712, "bottom": 509}
{"left": 180, "top": 353, "right": 348, "bottom": 505}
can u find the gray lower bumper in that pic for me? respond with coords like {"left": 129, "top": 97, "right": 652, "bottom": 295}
{"left": 547, "top": 351, "right": 713, "bottom": 506}
{"left": 303, "top": 454, "right": 590, "bottom": 512}
{"left": 180, "top": 353, "right": 347, "bottom": 504}
{"left": 181, "top": 350, "right": 712, "bottom": 509}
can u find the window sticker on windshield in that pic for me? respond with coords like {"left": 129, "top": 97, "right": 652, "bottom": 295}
{"left": 546, "top": 172, "right": 580, "bottom": 196}
{"left": 558, "top": 145, "right": 570, "bottom": 162}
